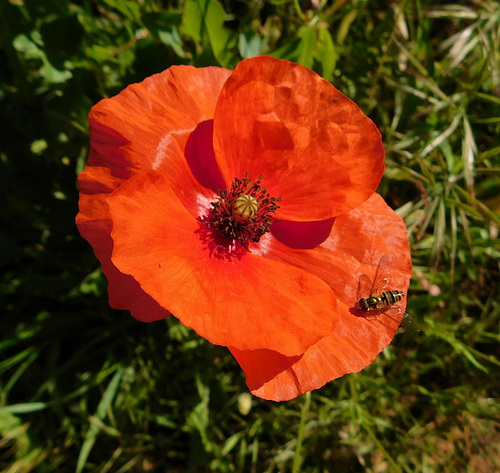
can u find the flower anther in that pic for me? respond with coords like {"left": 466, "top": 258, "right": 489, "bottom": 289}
{"left": 201, "top": 175, "right": 280, "bottom": 243}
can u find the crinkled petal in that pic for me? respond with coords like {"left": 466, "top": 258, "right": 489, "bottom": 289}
{"left": 230, "top": 194, "right": 412, "bottom": 401}
{"left": 77, "top": 66, "right": 230, "bottom": 320}
{"left": 107, "top": 171, "right": 338, "bottom": 356}
{"left": 213, "top": 56, "right": 385, "bottom": 221}
{"left": 89, "top": 65, "right": 231, "bottom": 175}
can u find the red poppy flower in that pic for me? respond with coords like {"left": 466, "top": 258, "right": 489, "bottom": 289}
{"left": 77, "top": 56, "right": 411, "bottom": 401}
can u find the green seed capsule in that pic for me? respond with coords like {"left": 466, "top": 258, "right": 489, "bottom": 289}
{"left": 233, "top": 194, "right": 259, "bottom": 221}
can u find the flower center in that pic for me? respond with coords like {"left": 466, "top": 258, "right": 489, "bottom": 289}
{"left": 201, "top": 175, "right": 280, "bottom": 243}
{"left": 233, "top": 194, "right": 259, "bottom": 221}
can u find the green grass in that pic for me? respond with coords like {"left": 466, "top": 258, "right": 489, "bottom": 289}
{"left": 1, "top": 0, "right": 499, "bottom": 471}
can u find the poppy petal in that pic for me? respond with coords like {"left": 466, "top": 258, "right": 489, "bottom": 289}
{"left": 213, "top": 56, "right": 385, "bottom": 221}
{"left": 107, "top": 171, "right": 339, "bottom": 356}
{"left": 230, "top": 194, "right": 412, "bottom": 401}
{"left": 89, "top": 65, "right": 231, "bottom": 175}
{"left": 77, "top": 66, "right": 231, "bottom": 320}
{"left": 77, "top": 168, "right": 171, "bottom": 321}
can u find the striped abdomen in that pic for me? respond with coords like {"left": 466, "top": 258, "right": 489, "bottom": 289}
{"left": 358, "top": 290, "right": 405, "bottom": 311}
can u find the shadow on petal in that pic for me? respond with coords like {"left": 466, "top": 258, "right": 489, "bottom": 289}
{"left": 185, "top": 120, "right": 226, "bottom": 193}
{"left": 88, "top": 120, "right": 134, "bottom": 180}
{"left": 271, "top": 218, "right": 335, "bottom": 249}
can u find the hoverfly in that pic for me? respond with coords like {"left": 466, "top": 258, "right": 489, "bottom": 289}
{"left": 355, "top": 255, "right": 420, "bottom": 332}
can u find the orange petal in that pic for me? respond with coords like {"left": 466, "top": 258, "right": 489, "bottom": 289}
{"left": 89, "top": 65, "right": 231, "bottom": 174}
{"left": 213, "top": 56, "right": 385, "bottom": 221}
{"left": 107, "top": 171, "right": 339, "bottom": 356}
{"left": 77, "top": 174, "right": 171, "bottom": 321}
{"left": 230, "top": 194, "right": 412, "bottom": 400}
{"left": 77, "top": 66, "right": 231, "bottom": 320}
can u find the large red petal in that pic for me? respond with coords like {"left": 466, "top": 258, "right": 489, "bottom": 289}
{"left": 107, "top": 171, "right": 338, "bottom": 356}
{"left": 213, "top": 56, "right": 385, "bottom": 221}
{"left": 77, "top": 168, "right": 170, "bottom": 321}
{"left": 88, "top": 65, "right": 231, "bottom": 175}
{"left": 230, "top": 194, "right": 412, "bottom": 401}
{"left": 77, "top": 66, "right": 230, "bottom": 320}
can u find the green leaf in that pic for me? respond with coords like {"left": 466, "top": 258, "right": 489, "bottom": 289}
{"left": 297, "top": 27, "right": 315, "bottom": 69}
{"left": 12, "top": 34, "right": 42, "bottom": 60}
{"left": 0, "top": 412, "right": 28, "bottom": 454}
{"left": 239, "top": 32, "right": 266, "bottom": 59}
{"left": 100, "top": 0, "right": 141, "bottom": 22}
{"left": 85, "top": 44, "right": 116, "bottom": 63}
{"left": 12, "top": 33, "right": 72, "bottom": 83}
{"left": 268, "top": 38, "right": 301, "bottom": 60}
{"left": 186, "top": 374, "right": 212, "bottom": 452}
{"left": 75, "top": 366, "right": 124, "bottom": 473}
{"left": 337, "top": 8, "right": 358, "bottom": 45}
{"left": 0, "top": 402, "right": 47, "bottom": 414}
{"left": 220, "top": 432, "right": 243, "bottom": 456}
{"left": 40, "top": 59, "right": 72, "bottom": 84}
{"left": 142, "top": 11, "right": 186, "bottom": 58}
{"left": 181, "top": 0, "right": 236, "bottom": 66}
{"left": 314, "top": 28, "right": 336, "bottom": 81}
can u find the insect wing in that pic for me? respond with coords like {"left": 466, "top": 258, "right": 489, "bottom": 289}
{"left": 369, "top": 254, "right": 392, "bottom": 295}
{"left": 383, "top": 306, "right": 421, "bottom": 333}
{"left": 356, "top": 274, "right": 373, "bottom": 302}
{"left": 399, "top": 312, "right": 422, "bottom": 332}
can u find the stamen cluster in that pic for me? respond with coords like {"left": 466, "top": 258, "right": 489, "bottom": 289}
{"left": 201, "top": 175, "right": 281, "bottom": 243}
